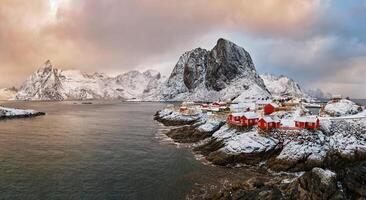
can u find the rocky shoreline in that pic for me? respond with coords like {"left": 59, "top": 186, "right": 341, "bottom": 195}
{"left": 155, "top": 108, "right": 366, "bottom": 199}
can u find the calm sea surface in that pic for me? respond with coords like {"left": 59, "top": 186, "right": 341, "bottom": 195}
{"left": 0, "top": 100, "right": 364, "bottom": 199}
{"left": 0, "top": 101, "right": 225, "bottom": 200}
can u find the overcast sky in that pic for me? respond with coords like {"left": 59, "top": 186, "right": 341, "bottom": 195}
{"left": 0, "top": 0, "right": 365, "bottom": 98}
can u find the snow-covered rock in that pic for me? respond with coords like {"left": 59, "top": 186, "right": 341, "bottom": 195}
{"left": 0, "top": 106, "right": 44, "bottom": 118}
{"left": 0, "top": 87, "right": 17, "bottom": 100}
{"left": 324, "top": 99, "right": 362, "bottom": 116}
{"left": 260, "top": 74, "right": 308, "bottom": 99}
{"left": 212, "top": 125, "right": 278, "bottom": 154}
{"left": 15, "top": 60, "right": 163, "bottom": 101}
{"left": 155, "top": 38, "right": 270, "bottom": 101}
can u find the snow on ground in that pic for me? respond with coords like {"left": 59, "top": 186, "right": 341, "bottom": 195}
{"left": 0, "top": 106, "right": 39, "bottom": 117}
{"left": 312, "top": 168, "right": 336, "bottom": 185}
{"left": 324, "top": 99, "right": 362, "bottom": 116}
{"left": 276, "top": 130, "right": 328, "bottom": 163}
{"left": 274, "top": 118, "right": 366, "bottom": 165}
{"left": 320, "top": 109, "right": 366, "bottom": 120}
{"left": 212, "top": 125, "right": 278, "bottom": 154}
{"left": 197, "top": 119, "right": 223, "bottom": 133}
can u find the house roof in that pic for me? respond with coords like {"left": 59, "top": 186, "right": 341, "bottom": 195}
{"left": 256, "top": 100, "right": 272, "bottom": 105}
{"left": 243, "top": 112, "right": 259, "bottom": 119}
{"left": 231, "top": 112, "right": 259, "bottom": 119}
{"left": 261, "top": 116, "right": 280, "bottom": 123}
{"left": 231, "top": 112, "right": 245, "bottom": 117}
{"left": 230, "top": 102, "right": 255, "bottom": 110}
{"left": 295, "top": 116, "right": 319, "bottom": 123}
{"left": 267, "top": 103, "right": 279, "bottom": 108}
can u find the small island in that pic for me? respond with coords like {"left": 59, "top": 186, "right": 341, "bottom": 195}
{"left": 0, "top": 106, "right": 45, "bottom": 119}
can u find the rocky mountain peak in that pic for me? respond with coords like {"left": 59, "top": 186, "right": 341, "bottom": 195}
{"left": 158, "top": 38, "right": 270, "bottom": 101}
{"left": 143, "top": 70, "right": 161, "bottom": 79}
{"left": 206, "top": 38, "right": 258, "bottom": 91}
{"left": 36, "top": 60, "right": 54, "bottom": 75}
{"left": 260, "top": 73, "right": 307, "bottom": 98}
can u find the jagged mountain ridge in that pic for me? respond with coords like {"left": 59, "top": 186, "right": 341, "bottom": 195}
{"left": 154, "top": 38, "right": 271, "bottom": 101}
{"left": 260, "top": 73, "right": 308, "bottom": 98}
{"left": 15, "top": 60, "right": 163, "bottom": 100}
{"left": 14, "top": 38, "right": 313, "bottom": 101}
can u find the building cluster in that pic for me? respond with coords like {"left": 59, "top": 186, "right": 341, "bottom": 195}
{"left": 178, "top": 99, "right": 321, "bottom": 131}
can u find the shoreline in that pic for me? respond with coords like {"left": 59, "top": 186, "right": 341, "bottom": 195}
{"left": 154, "top": 108, "right": 366, "bottom": 199}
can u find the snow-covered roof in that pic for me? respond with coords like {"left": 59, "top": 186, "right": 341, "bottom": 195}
{"left": 256, "top": 100, "right": 272, "bottom": 105}
{"left": 261, "top": 116, "right": 280, "bottom": 123}
{"left": 231, "top": 112, "right": 245, "bottom": 117}
{"left": 230, "top": 102, "right": 255, "bottom": 110}
{"left": 265, "top": 103, "right": 279, "bottom": 108}
{"left": 230, "top": 112, "right": 258, "bottom": 119}
{"left": 295, "top": 116, "right": 318, "bottom": 123}
{"left": 243, "top": 112, "right": 259, "bottom": 119}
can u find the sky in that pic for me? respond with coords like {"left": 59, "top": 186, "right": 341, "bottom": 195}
{"left": 0, "top": 0, "right": 365, "bottom": 98}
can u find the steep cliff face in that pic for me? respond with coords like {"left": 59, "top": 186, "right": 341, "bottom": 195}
{"left": 15, "top": 61, "right": 163, "bottom": 101}
{"left": 158, "top": 38, "right": 270, "bottom": 101}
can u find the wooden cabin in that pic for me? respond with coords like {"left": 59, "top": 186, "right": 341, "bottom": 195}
{"left": 258, "top": 116, "right": 281, "bottom": 130}
{"left": 228, "top": 112, "right": 259, "bottom": 126}
{"left": 263, "top": 103, "right": 279, "bottom": 115}
{"left": 294, "top": 116, "right": 320, "bottom": 129}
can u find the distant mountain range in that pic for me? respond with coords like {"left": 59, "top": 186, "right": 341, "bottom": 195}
{"left": 3, "top": 38, "right": 324, "bottom": 101}
{"left": 14, "top": 60, "right": 163, "bottom": 100}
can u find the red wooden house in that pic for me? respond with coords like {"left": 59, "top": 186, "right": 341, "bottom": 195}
{"left": 263, "top": 103, "right": 279, "bottom": 115}
{"left": 294, "top": 116, "right": 320, "bottom": 129}
{"left": 258, "top": 116, "right": 281, "bottom": 130}
{"left": 228, "top": 112, "right": 259, "bottom": 126}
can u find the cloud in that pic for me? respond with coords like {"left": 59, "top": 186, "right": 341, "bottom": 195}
{"left": 0, "top": 0, "right": 364, "bottom": 97}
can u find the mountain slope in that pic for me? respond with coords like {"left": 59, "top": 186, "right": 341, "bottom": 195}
{"left": 155, "top": 38, "right": 270, "bottom": 101}
{"left": 260, "top": 74, "right": 308, "bottom": 98}
{"left": 0, "top": 87, "right": 17, "bottom": 100}
{"left": 15, "top": 60, "right": 162, "bottom": 101}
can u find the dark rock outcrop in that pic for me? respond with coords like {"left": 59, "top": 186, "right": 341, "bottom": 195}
{"left": 284, "top": 168, "right": 344, "bottom": 200}
{"left": 339, "top": 162, "right": 366, "bottom": 198}
{"left": 159, "top": 38, "right": 270, "bottom": 101}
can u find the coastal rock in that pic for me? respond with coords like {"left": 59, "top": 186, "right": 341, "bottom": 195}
{"left": 0, "top": 106, "right": 45, "bottom": 119}
{"left": 154, "top": 109, "right": 201, "bottom": 126}
{"left": 166, "top": 118, "right": 225, "bottom": 143}
{"left": 195, "top": 125, "right": 280, "bottom": 166}
{"left": 339, "top": 162, "right": 366, "bottom": 198}
{"left": 269, "top": 119, "right": 366, "bottom": 171}
{"left": 285, "top": 168, "right": 343, "bottom": 199}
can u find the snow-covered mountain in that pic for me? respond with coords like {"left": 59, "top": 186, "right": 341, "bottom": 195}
{"left": 0, "top": 87, "right": 17, "bottom": 100}
{"left": 152, "top": 38, "right": 270, "bottom": 101}
{"left": 15, "top": 60, "right": 163, "bottom": 101}
{"left": 260, "top": 74, "right": 308, "bottom": 99}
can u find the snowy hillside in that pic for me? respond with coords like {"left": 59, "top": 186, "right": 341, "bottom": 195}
{"left": 15, "top": 60, "right": 163, "bottom": 101}
{"left": 324, "top": 99, "right": 362, "bottom": 116}
{"left": 153, "top": 38, "right": 270, "bottom": 101}
{"left": 0, "top": 87, "right": 17, "bottom": 100}
{"left": 260, "top": 74, "right": 308, "bottom": 99}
